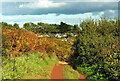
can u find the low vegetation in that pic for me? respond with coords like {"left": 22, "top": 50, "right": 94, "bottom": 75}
{"left": 2, "top": 52, "right": 58, "bottom": 79}
{"left": 2, "top": 26, "right": 74, "bottom": 61}
{"left": 64, "top": 65, "right": 80, "bottom": 79}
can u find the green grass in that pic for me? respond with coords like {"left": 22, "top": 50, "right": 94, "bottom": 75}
{"left": 64, "top": 65, "right": 80, "bottom": 80}
{"left": 2, "top": 52, "right": 59, "bottom": 79}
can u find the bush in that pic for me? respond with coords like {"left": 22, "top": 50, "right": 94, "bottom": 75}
{"left": 69, "top": 18, "right": 120, "bottom": 80}
{"left": 67, "top": 33, "right": 74, "bottom": 38}
{"left": 2, "top": 26, "right": 74, "bottom": 61}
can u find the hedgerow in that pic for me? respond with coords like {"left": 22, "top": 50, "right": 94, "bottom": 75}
{"left": 69, "top": 18, "right": 120, "bottom": 80}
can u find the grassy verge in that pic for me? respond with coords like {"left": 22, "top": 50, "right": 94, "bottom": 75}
{"left": 2, "top": 52, "right": 59, "bottom": 79}
{"left": 64, "top": 65, "right": 80, "bottom": 80}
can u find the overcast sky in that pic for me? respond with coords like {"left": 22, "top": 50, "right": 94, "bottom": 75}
{"left": 1, "top": 0, "right": 119, "bottom": 27}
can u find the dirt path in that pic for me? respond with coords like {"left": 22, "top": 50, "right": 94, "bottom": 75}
{"left": 51, "top": 61, "right": 68, "bottom": 81}
{"left": 51, "top": 61, "right": 86, "bottom": 80}
{"left": 51, "top": 64, "right": 65, "bottom": 81}
{"left": 79, "top": 74, "right": 86, "bottom": 79}
{"left": 51, "top": 64, "right": 65, "bottom": 79}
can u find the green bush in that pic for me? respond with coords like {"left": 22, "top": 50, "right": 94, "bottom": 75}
{"left": 69, "top": 18, "right": 120, "bottom": 80}
{"left": 67, "top": 33, "right": 74, "bottom": 38}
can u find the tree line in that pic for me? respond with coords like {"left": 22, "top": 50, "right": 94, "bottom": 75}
{"left": 1, "top": 22, "right": 80, "bottom": 34}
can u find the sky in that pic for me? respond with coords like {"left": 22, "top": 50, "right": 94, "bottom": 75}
{"left": 1, "top": 0, "right": 119, "bottom": 27}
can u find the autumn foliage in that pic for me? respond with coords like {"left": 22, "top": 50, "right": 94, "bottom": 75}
{"left": 2, "top": 26, "right": 74, "bottom": 60}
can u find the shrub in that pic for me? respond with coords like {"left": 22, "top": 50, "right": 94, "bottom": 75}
{"left": 69, "top": 18, "right": 120, "bottom": 80}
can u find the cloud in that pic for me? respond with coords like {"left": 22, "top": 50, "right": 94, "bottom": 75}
{"left": 99, "top": 11, "right": 104, "bottom": 16}
{"left": 2, "top": 8, "right": 117, "bottom": 28}
{"left": 93, "top": 9, "right": 117, "bottom": 18}
{"left": 101, "top": 10, "right": 118, "bottom": 18}
{"left": 108, "top": 10, "right": 115, "bottom": 13}
{"left": 19, "top": 0, "right": 67, "bottom": 9}
{"left": 2, "top": 12, "right": 103, "bottom": 27}
{"left": 8, "top": 21, "right": 15, "bottom": 25}
{"left": 0, "top": 13, "right": 2, "bottom": 21}
{"left": 62, "top": 0, "right": 119, "bottom": 2}
{"left": 1, "top": 0, "right": 35, "bottom": 2}
{"left": 2, "top": 2, "right": 118, "bottom": 15}
{"left": 1, "top": 0, "right": 119, "bottom": 2}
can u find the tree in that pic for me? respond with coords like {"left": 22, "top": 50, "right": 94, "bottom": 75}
{"left": 13, "top": 23, "right": 19, "bottom": 29}
{"left": 23, "top": 23, "right": 32, "bottom": 31}
{"left": 73, "top": 24, "right": 80, "bottom": 34}
{"left": 23, "top": 23, "right": 30, "bottom": 29}
{"left": 2, "top": 22, "right": 8, "bottom": 28}
{"left": 8, "top": 24, "right": 13, "bottom": 28}
{"left": 59, "top": 22, "right": 72, "bottom": 33}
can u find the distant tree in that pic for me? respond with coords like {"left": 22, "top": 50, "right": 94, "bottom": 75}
{"left": 73, "top": 24, "right": 80, "bottom": 34}
{"left": 8, "top": 24, "right": 13, "bottom": 28}
{"left": 23, "top": 23, "right": 30, "bottom": 29}
{"left": 37, "top": 22, "right": 44, "bottom": 26}
{"left": 13, "top": 23, "right": 19, "bottom": 29}
{"left": 23, "top": 23, "right": 32, "bottom": 31}
{"left": 2, "top": 22, "right": 8, "bottom": 28}
{"left": 59, "top": 22, "right": 72, "bottom": 33}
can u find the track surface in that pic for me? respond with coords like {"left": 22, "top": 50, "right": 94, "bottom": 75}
{"left": 51, "top": 64, "right": 65, "bottom": 79}
{"left": 79, "top": 74, "right": 86, "bottom": 79}
{"left": 51, "top": 61, "right": 85, "bottom": 80}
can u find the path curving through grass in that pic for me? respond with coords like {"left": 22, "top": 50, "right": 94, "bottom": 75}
{"left": 51, "top": 61, "right": 86, "bottom": 80}
{"left": 51, "top": 62, "right": 65, "bottom": 79}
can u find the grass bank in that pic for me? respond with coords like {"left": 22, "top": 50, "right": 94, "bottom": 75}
{"left": 2, "top": 52, "right": 59, "bottom": 79}
{"left": 64, "top": 65, "right": 80, "bottom": 80}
